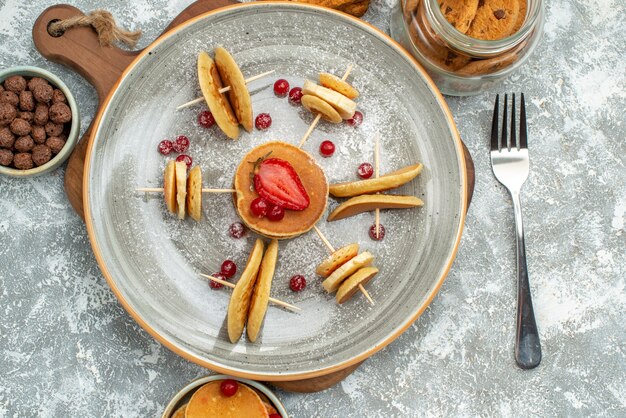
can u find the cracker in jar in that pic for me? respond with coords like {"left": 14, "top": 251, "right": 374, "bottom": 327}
{"left": 466, "top": 0, "right": 521, "bottom": 40}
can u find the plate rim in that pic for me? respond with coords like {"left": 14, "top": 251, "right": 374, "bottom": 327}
{"left": 83, "top": 1, "right": 468, "bottom": 381}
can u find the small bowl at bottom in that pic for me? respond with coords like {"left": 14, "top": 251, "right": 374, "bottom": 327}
{"left": 0, "top": 66, "right": 80, "bottom": 177}
{"left": 161, "top": 374, "right": 289, "bottom": 418}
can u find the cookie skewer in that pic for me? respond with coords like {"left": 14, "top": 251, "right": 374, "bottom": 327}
{"left": 176, "top": 69, "right": 276, "bottom": 110}
{"left": 199, "top": 273, "right": 301, "bottom": 313}
{"left": 312, "top": 225, "right": 375, "bottom": 305}
{"left": 298, "top": 64, "right": 354, "bottom": 148}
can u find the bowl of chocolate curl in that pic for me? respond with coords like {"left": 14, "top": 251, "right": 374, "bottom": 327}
{"left": 0, "top": 66, "right": 80, "bottom": 177}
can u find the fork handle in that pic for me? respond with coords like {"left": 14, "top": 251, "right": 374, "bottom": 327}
{"left": 512, "top": 191, "right": 542, "bottom": 369}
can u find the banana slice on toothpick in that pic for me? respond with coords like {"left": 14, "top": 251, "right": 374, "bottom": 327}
{"left": 175, "top": 161, "right": 187, "bottom": 220}
{"left": 329, "top": 163, "right": 424, "bottom": 197}
{"left": 302, "top": 80, "right": 356, "bottom": 120}
{"left": 214, "top": 47, "right": 254, "bottom": 133}
{"left": 197, "top": 51, "right": 240, "bottom": 139}
{"left": 328, "top": 195, "right": 424, "bottom": 221}
{"left": 322, "top": 251, "right": 375, "bottom": 293}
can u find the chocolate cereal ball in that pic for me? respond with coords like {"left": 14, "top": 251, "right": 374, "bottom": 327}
{"left": 0, "top": 148, "right": 13, "bottom": 166}
{"left": 52, "top": 89, "right": 66, "bottom": 104}
{"left": 0, "top": 102, "right": 17, "bottom": 126}
{"left": 31, "top": 125, "right": 46, "bottom": 144}
{"left": 32, "top": 144, "right": 52, "bottom": 166}
{"left": 19, "top": 90, "right": 35, "bottom": 111}
{"left": 4, "top": 75, "right": 27, "bottom": 93}
{"left": 34, "top": 104, "right": 49, "bottom": 126}
{"left": 14, "top": 135, "right": 34, "bottom": 153}
{"left": 46, "top": 136, "right": 66, "bottom": 154}
{"left": 0, "top": 91, "right": 19, "bottom": 106}
{"left": 0, "top": 127, "right": 15, "bottom": 148}
{"left": 18, "top": 111, "right": 34, "bottom": 123}
{"left": 13, "top": 152, "right": 33, "bottom": 169}
{"left": 49, "top": 102, "right": 72, "bottom": 124}
{"left": 0, "top": 84, "right": 4, "bottom": 93}
{"left": 10, "top": 118, "right": 31, "bottom": 136}
{"left": 44, "top": 121, "right": 63, "bottom": 136}
{"left": 32, "top": 83, "right": 53, "bottom": 103}
{"left": 28, "top": 77, "right": 48, "bottom": 91}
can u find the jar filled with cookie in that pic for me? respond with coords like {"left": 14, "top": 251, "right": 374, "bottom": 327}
{"left": 390, "top": 0, "right": 544, "bottom": 95}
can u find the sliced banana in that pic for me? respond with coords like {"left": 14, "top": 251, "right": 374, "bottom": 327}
{"left": 329, "top": 163, "right": 423, "bottom": 197}
{"left": 175, "top": 161, "right": 187, "bottom": 220}
{"left": 316, "top": 243, "right": 359, "bottom": 278}
{"left": 247, "top": 239, "right": 278, "bottom": 342}
{"left": 163, "top": 160, "right": 177, "bottom": 214}
{"left": 319, "top": 72, "right": 359, "bottom": 99}
{"left": 228, "top": 238, "right": 265, "bottom": 343}
{"left": 186, "top": 166, "right": 202, "bottom": 221}
{"left": 301, "top": 94, "right": 342, "bottom": 124}
{"left": 302, "top": 80, "right": 356, "bottom": 120}
{"left": 328, "top": 194, "right": 424, "bottom": 221}
{"left": 336, "top": 266, "right": 379, "bottom": 304}
{"left": 322, "top": 251, "right": 374, "bottom": 293}
{"left": 214, "top": 47, "right": 253, "bottom": 133}
{"left": 197, "top": 51, "right": 240, "bottom": 139}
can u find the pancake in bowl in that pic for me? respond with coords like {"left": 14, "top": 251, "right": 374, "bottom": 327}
{"left": 234, "top": 141, "right": 329, "bottom": 239}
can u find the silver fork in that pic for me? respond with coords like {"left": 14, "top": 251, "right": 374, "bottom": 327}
{"left": 490, "top": 93, "right": 542, "bottom": 369}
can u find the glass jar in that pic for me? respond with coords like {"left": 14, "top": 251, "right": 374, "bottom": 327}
{"left": 390, "top": 0, "right": 544, "bottom": 96}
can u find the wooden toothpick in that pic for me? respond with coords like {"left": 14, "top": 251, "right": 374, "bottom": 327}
{"left": 199, "top": 274, "right": 301, "bottom": 313}
{"left": 374, "top": 134, "right": 381, "bottom": 239}
{"left": 312, "top": 225, "right": 375, "bottom": 305}
{"left": 176, "top": 69, "right": 276, "bottom": 110}
{"left": 136, "top": 187, "right": 235, "bottom": 193}
{"left": 298, "top": 64, "right": 354, "bottom": 148}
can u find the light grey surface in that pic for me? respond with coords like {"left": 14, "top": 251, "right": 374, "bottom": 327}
{"left": 0, "top": 0, "right": 624, "bottom": 416}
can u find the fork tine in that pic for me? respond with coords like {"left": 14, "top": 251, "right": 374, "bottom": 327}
{"left": 491, "top": 94, "right": 500, "bottom": 151}
{"left": 520, "top": 93, "right": 528, "bottom": 149}
{"left": 510, "top": 93, "right": 517, "bottom": 149}
{"left": 501, "top": 93, "right": 508, "bottom": 150}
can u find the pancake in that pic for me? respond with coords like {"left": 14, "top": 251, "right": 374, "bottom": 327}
{"left": 234, "top": 141, "right": 329, "bottom": 239}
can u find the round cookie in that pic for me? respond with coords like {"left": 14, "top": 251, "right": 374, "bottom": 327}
{"left": 466, "top": 0, "right": 521, "bottom": 40}
{"left": 439, "top": 0, "right": 479, "bottom": 34}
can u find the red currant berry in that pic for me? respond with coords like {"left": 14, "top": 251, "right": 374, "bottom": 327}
{"left": 288, "top": 87, "right": 303, "bottom": 104}
{"left": 346, "top": 110, "right": 363, "bottom": 127}
{"left": 266, "top": 204, "right": 285, "bottom": 222}
{"left": 357, "top": 162, "right": 374, "bottom": 179}
{"left": 158, "top": 140, "right": 173, "bottom": 155}
{"left": 229, "top": 222, "right": 246, "bottom": 239}
{"left": 220, "top": 260, "right": 237, "bottom": 278}
{"left": 173, "top": 135, "right": 190, "bottom": 153}
{"left": 269, "top": 415, "right": 282, "bottom": 418}
{"left": 369, "top": 224, "right": 386, "bottom": 241}
{"left": 273, "top": 79, "right": 290, "bottom": 97}
{"left": 289, "top": 275, "right": 306, "bottom": 292}
{"left": 198, "top": 110, "right": 215, "bottom": 128}
{"left": 175, "top": 154, "right": 192, "bottom": 169}
{"left": 209, "top": 273, "right": 226, "bottom": 289}
{"left": 255, "top": 113, "right": 272, "bottom": 130}
{"left": 319, "top": 140, "right": 335, "bottom": 157}
{"left": 250, "top": 197, "right": 269, "bottom": 217}
{"left": 220, "top": 379, "right": 239, "bottom": 397}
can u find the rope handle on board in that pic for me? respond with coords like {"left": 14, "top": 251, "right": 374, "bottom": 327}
{"left": 48, "top": 10, "right": 142, "bottom": 48}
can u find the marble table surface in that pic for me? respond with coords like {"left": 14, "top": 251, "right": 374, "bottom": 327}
{"left": 1, "top": 0, "right": 624, "bottom": 416}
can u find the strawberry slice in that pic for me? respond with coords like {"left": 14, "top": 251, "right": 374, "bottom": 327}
{"left": 253, "top": 158, "right": 310, "bottom": 211}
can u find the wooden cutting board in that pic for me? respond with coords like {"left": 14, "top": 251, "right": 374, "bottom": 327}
{"left": 32, "top": 0, "right": 475, "bottom": 393}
